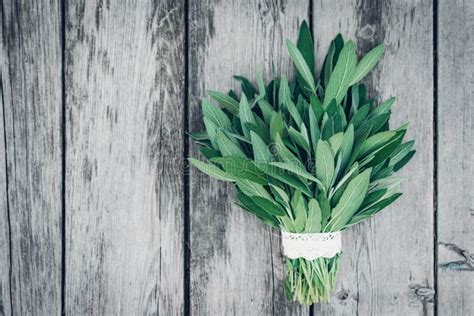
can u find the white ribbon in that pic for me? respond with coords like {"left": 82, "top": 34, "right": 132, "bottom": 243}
{"left": 281, "top": 231, "right": 342, "bottom": 260}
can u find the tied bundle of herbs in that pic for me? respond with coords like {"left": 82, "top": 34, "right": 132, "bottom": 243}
{"left": 188, "top": 21, "right": 415, "bottom": 304}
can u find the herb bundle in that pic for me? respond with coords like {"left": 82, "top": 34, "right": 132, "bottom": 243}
{"left": 189, "top": 21, "right": 415, "bottom": 304}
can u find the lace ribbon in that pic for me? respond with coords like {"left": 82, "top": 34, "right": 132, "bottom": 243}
{"left": 281, "top": 231, "right": 342, "bottom": 260}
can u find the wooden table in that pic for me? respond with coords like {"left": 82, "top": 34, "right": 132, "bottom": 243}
{"left": 1, "top": 0, "right": 472, "bottom": 315}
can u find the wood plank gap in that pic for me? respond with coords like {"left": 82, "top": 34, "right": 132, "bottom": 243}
{"left": 0, "top": 2, "right": 13, "bottom": 312}
{"left": 183, "top": 0, "right": 191, "bottom": 315}
{"left": 432, "top": 0, "right": 439, "bottom": 314}
{"left": 60, "top": 0, "right": 67, "bottom": 315}
{"left": 308, "top": 4, "right": 313, "bottom": 316}
{"left": 1, "top": 74, "right": 14, "bottom": 316}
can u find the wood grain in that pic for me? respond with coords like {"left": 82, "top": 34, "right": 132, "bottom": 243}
{"left": 1, "top": 1, "right": 63, "bottom": 314}
{"left": 64, "top": 1, "right": 185, "bottom": 314}
{"left": 0, "top": 64, "right": 12, "bottom": 316}
{"left": 313, "top": 1, "right": 435, "bottom": 315}
{"left": 437, "top": 0, "right": 474, "bottom": 314}
{"left": 188, "top": 0, "right": 309, "bottom": 314}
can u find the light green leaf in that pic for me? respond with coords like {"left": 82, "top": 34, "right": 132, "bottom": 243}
{"left": 305, "top": 199, "right": 322, "bottom": 233}
{"left": 270, "top": 112, "right": 285, "bottom": 142}
{"left": 252, "top": 196, "right": 286, "bottom": 216}
{"left": 189, "top": 158, "right": 235, "bottom": 182}
{"left": 250, "top": 131, "right": 272, "bottom": 163}
{"left": 323, "top": 40, "right": 357, "bottom": 107}
{"left": 357, "top": 131, "right": 396, "bottom": 159}
{"left": 203, "top": 117, "right": 218, "bottom": 147}
{"left": 208, "top": 91, "right": 239, "bottom": 115}
{"left": 202, "top": 100, "right": 232, "bottom": 130}
{"left": 286, "top": 99, "right": 303, "bottom": 126}
{"left": 315, "top": 140, "right": 335, "bottom": 191}
{"left": 236, "top": 179, "right": 271, "bottom": 200}
{"left": 327, "top": 168, "right": 371, "bottom": 231}
{"left": 211, "top": 156, "right": 267, "bottom": 185}
{"left": 239, "top": 94, "right": 256, "bottom": 138}
{"left": 216, "top": 129, "right": 247, "bottom": 158}
{"left": 349, "top": 44, "right": 384, "bottom": 86}
{"left": 288, "top": 127, "right": 310, "bottom": 153}
{"left": 337, "top": 124, "right": 354, "bottom": 175}
{"left": 328, "top": 132, "right": 344, "bottom": 154}
{"left": 286, "top": 39, "right": 316, "bottom": 94}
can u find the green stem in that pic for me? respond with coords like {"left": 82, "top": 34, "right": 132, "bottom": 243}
{"left": 284, "top": 255, "right": 340, "bottom": 304}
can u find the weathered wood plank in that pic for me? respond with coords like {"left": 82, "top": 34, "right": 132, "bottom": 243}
{"left": 188, "top": 0, "right": 309, "bottom": 314}
{"left": 313, "top": 1, "right": 435, "bottom": 314}
{"left": 437, "top": 1, "right": 474, "bottom": 314}
{"left": 1, "top": 1, "right": 63, "bottom": 314}
{"left": 0, "top": 67, "right": 12, "bottom": 316}
{"left": 65, "top": 1, "right": 185, "bottom": 314}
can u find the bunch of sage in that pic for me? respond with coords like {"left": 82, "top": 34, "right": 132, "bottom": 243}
{"left": 189, "top": 21, "right": 415, "bottom": 304}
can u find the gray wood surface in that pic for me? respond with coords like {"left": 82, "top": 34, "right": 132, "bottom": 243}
{"left": 1, "top": 1, "right": 63, "bottom": 314}
{"left": 188, "top": 0, "right": 309, "bottom": 314}
{"left": 313, "top": 1, "right": 435, "bottom": 315}
{"left": 0, "top": 62, "right": 11, "bottom": 316}
{"left": 437, "top": 0, "right": 474, "bottom": 314}
{"left": 64, "top": 1, "right": 185, "bottom": 314}
{"left": 0, "top": 0, "right": 472, "bottom": 315}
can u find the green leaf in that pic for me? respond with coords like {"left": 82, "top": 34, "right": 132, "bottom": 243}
{"left": 239, "top": 94, "right": 256, "bottom": 138}
{"left": 296, "top": 21, "right": 316, "bottom": 95}
{"left": 255, "top": 163, "right": 312, "bottom": 197}
{"left": 270, "top": 184, "right": 290, "bottom": 207}
{"left": 203, "top": 117, "right": 218, "bottom": 147}
{"left": 318, "top": 193, "right": 331, "bottom": 230}
{"left": 234, "top": 75, "right": 258, "bottom": 99}
{"left": 308, "top": 106, "right": 321, "bottom": 156}
{"left": 199, "top": 146, "right": 220, "bottom": 160}
{"left": 216, "top": 129, "right": 247, "bottom": 158}
{"left": 348, "top": 103, "right": 370, "bottom": 129}
{"left": 286, "top": 39, "right": 316, "bottom": 94}
{"left": 371, "top": 97, "right": 395, "bottom": 117}
{"left": 257, "top": 99, "right": 274, "bottom": 125}
{"left": 310, "top": 94, "right": 324, "bottom": 122}
{"left": 270, "top": 112, "right": 285, "bottom": 142}
{"left": 274, "top": 133, "right": 306, "bottom": 170}
{"left": 278, "top": 75, "right": 291, "bottom": 108}
{"left": 305, "top": 199, "right": 322, "bottom": 233}
{"left": 297, "top": 21, "right": 315, "bottom": 76}
{"left": 202, "top": 100, "right": 232, "bottom": 130}
{"left": 349, "top": 44, "right": 384, "bottom": 86}
{"left": 187, "top": 131, "right": 208, "bottom": 141}
{"left": 327, "top": 168, "right": 371, "bottom": 231}
{"left": 337, "top": 124, "right": 354, "bottom": 175}
{"left": 359, "top": 193, "right": 402, "bottom": 216}
{"left": 357, "top": 131, "right": 396, "bottom": 159}
{"left": 323, "top": 40, "right": 357, "bottom": 107}
{"left": 235, "top": 179, "right": 271, "bottom": 199}
{"left": 237, "top": 192, "right": 277, "bottom": 224}
{"left": 252, "top": 196, "right": 286, "bottom": 216}
{"left": 330, "top": 162, "right": 359, "bottom": 200}
{"left": 211, "top": 156, "right": 267, "bottom": 185}
{"left": 361, "top": 188, "right": 388, "bottom": 209}
{"left": 189, "top": 158, "right": 235, "bottom": 182}
{"left": 288, "top": 126, "right": 310, "bottom": 153}
{"left": 315, "top": 140, "right": 335, "bottom": 191}
{"left": 208, "top": 91, "right": 239, "bottom": 115}
{"left": 393, "top": 150, "right": 415, "bottom": 171}
{"left": 269, "top": 162, "right": 322, "bottom": 186}
{"left": 286, "top": 99, "right": 303, "bottom": 126}
{"left": 291, "top": 190, "right": 307, "bottom": 232}
{"left": 328, "top": 132, "right": 344, "bottom": 153}
{"left": 250, "top": 131, "right": 272, "bottom": 163}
